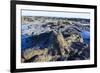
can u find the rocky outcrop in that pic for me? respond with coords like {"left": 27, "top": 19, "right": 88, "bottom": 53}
{"left": 21, "top": 16, "right": 90, "bottom": 63}
{"left": 21, "top": 31, "right": 89, "bottom": 62}
{"left": 22, "top": 48, "right": 50, "bottom": 62}
{"left": 52, "top": 30, "right": 69, "bottom": 56}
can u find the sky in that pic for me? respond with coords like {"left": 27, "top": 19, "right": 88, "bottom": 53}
{"left": 22, "top": 10, "right": 90, "bottom": 19}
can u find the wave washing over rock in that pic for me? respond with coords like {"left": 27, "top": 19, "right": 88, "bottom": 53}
{"left": 21, "top": 16, "right": 90, "bottom": 63}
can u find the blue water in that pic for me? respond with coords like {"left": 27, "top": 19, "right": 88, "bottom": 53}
{"left": 21, "top": 35, "right": 34, "bottom": 49}
{"left": 81, "top": 31, "right": 90, "bottom": 44}
{"left": 21, "top": 32, "right": 52, "bottom": 49}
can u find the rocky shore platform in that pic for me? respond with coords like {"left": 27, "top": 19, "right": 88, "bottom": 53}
{"left": 21, "top": 16, "right": 90, "bottom": 63}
